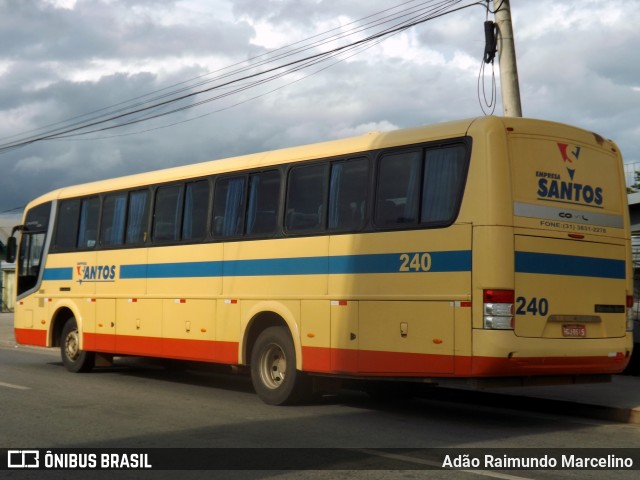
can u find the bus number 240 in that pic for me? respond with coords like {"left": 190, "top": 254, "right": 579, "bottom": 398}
{"left": 399, "top": 252, "right": 432, "bottom": 272}
{"left": 515, "top": 296, "right": 549, "bottom": 316}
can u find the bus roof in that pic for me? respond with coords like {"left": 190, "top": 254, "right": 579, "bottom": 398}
{"left": 24, "top": 116, "right": 617, "bottom": 209}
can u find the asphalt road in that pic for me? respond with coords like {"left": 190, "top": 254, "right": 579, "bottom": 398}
{"left": 1, "top": 313, "right": 639, "bottom": 480}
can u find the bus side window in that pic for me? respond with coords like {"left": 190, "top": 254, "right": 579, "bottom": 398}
{"left": 182, "top": 180, "right": 210, "bottom": 241}
{"left": 213, "top": 176, "right": 246, "bottom": 237}
{"left": 101, "top": 193, "right": 127, "bottom": 246}
{"left": 126, "top": 190, "right": 150, "bottom": 244}
{"left": 375, "top": 151, "right": 421, "bottom": 227}
{"left": 152, "top": 185, "right": 183, "bottom": 243}
{"left": 421, "top": 145, "right": 467, "bottom": 224}
{"left": 246, "top": 171, "right": 280, "bottom": 236}
{"left": 54, "top": 199, "right": 81, "bottom": 252}
{"left": 285, "top": 163, "right": 328, "bottom": 234}
{"left": 328, "top": 157, "right": 368, "bottom": 231}
{"left": 77, "top": 197, "right": 100, "bottom": 249}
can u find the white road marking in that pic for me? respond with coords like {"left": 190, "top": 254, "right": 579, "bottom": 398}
{"left": 356, "top": 449, "right": 533, "bottom": 480}
{"left": 0, "top": 381, "right": 30, "bottom": 390}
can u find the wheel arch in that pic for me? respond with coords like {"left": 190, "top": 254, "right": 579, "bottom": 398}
{"left": 49, "top": 302, "right": 82, "bottom": 348}
{"left": 241, "top": 301, "right": 302, "bottom": 370}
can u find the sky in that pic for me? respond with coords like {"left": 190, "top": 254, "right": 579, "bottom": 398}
{"left": 0, "top": 0, "right": 639, "bottom": 218}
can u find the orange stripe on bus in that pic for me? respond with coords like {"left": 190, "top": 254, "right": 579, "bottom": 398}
{"left": 15, "top": 329, "right": 628, "bottom": 376}
{"left": 15, "top": 328, "right": 47, "bottom": 347}
{"left": 83, "top": 333, "right": 238, "bottom": 364}
{"left": 301, "top": 346, "right": 628, "bottom": 377}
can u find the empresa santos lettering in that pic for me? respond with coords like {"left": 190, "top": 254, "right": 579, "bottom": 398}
{"left": 537, "top": 178, "right": 603, "bottom": 206}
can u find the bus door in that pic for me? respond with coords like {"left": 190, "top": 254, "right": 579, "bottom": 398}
{"left": 13, "top": 202, "right": 52, "bottom": 346}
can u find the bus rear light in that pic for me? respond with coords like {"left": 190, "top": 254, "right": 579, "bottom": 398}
{"left": 626, "top": 294, "right": 634, "bottom": 332}
{"left": 483, "top": 289, "right": 514, "bottom": 330}
{"left": 484, "top": 316, "right": 514, "bottom": 330}
{"left": 484, "top": 289, "right": 514, "bottom": 304}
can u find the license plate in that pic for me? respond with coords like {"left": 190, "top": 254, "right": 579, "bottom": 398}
{"left": 563, "top": 324, "right": 586, "bottom": 337}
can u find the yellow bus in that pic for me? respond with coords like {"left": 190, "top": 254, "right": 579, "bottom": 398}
{"left": 5, "top": 116, "right": 634, "bottom": 404}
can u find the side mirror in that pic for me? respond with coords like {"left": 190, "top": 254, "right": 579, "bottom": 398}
{"left": 5, "top": 236, "right": 17, "bottom": 263}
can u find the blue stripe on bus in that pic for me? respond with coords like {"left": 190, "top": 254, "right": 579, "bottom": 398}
{"left": 224, "top": 257, "right": 329, "bottom": 277}
{"left": 120, "top": 262, "right": 223, "bottom": 279}
{"left": 42, "top": 251, "right": 624, "bottom": 281}
{"left": 515, "top": 252, "right": 625, "bottom": 279}
{"left": 42, "top": 267, "right": 73, "bottom": 281}
{"left": 52, "top": 250, "right": 472, "bottom": 280}
{"left": 330, "top": 250, "right": 472, "bottom": 274}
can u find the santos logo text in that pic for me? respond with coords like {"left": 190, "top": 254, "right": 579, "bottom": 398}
{"left": 537, "top": 179, "right": 603, "bottom": 206}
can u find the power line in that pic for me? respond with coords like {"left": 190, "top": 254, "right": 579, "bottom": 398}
{"left": 55, "top": 27, "right": 399, "bottom": 142}
{"left": 0, "top": 0, "right": 484, "bottom": 154}
{"left": 1, "top": 0, "right": 480, "bottom": 150}
{"left": 0, "top": 206, "right": 24, "bottom": 215}
{"left": 1, "top": 0, "right": 443, "bottom": 147}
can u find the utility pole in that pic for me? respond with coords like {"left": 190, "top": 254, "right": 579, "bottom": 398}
{"left": 493, "top": 0, "right": 522, "bottom": 117}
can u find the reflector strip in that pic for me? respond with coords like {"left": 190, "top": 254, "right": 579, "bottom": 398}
{"left": 513, "top": 202, "right": 623, "bottom": 228}
{"left": 451, "top": 301, "right": 472, "bottom": 308}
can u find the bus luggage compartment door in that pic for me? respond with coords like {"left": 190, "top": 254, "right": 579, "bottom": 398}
{"left": 513, "top": 235, "right": 627, "bottom": 339}
{"left": 358, "top": 301, "right": 455, "bottom": 374}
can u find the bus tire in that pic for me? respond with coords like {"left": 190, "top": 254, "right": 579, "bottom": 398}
{"left": 61, "top": 318, "right": 95, "bottom": 373}
{"left": 250, "top": 326, "right": 310, "bottom": 405}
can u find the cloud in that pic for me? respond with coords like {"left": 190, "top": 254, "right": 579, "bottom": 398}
{"left": 329, "top": 120, "right": 400, "bottom": 139}
{"left": 0, "top": 0, "right": 638, "bottom": 215}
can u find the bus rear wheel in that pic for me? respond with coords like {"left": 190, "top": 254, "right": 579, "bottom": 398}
{"left": 250, "top": 326, "right": 310, "bottom": 405}
{"left": 61, "top": 318, "right": 95, "bottom": 373}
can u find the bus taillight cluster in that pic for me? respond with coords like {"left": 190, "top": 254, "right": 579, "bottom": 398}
{"left": 483, "top": 289, "right": 515, "bottom": 330}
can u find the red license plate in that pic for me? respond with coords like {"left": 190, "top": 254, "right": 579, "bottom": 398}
{"left": 563, "top": 324, "right": 586, "bottom": 337}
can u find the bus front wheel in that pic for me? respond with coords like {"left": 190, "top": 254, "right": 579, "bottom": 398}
{"left": 250, "top": 326, "right": 310, "bottom": 405}
{"left": 61, "top": 318, "right": 95, "bottom": 373}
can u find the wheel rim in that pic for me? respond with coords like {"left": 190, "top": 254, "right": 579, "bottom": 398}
{"left": 64, "top": 328, "right": 80, "bottom": 361}
{"left": 259, "top": 342, "right": 287, "bottom": 390}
